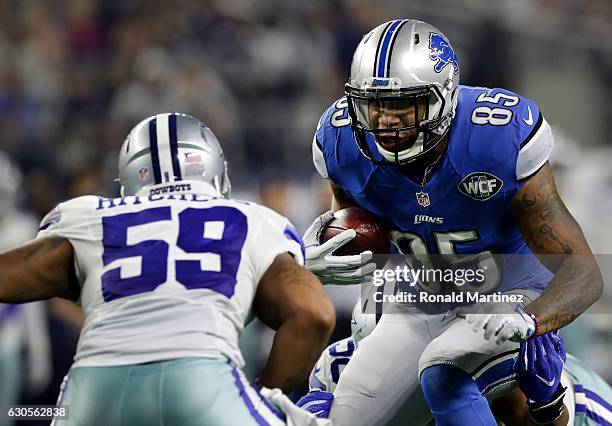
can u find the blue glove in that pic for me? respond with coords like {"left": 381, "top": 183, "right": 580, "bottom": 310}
{"left": 514, "top": 333, "right": 566, "bottom": 403}
{"left": 296, "top": 390, "right": 334, "bottom": 419}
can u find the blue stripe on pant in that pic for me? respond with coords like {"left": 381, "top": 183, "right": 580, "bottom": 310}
{"left": 474, "top": 358, "right": 517, "bottom": 396}
{"left": 574, "top": 384, "right": 612, "bottom": 426}
{"left": 53, "top": 357, "right": 285, "bottom": 426}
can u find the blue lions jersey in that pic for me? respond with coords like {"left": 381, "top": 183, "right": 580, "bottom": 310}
{"left": 313, "top": 86, "right": 555, "bottom": 296}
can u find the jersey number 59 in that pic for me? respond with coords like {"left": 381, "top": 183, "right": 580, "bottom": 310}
{"left": 100, "top": 206, "right": 247, "bottom": 302}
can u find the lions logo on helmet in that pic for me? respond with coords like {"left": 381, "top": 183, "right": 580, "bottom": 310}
{"left": 429, "top": 33, "right": 459, "bottom": 74}
{"left": 345, "top": 20, "right": 460, "bottom": 165}
{"left": 118, "top": 113, "right": 230, "bottom": 198}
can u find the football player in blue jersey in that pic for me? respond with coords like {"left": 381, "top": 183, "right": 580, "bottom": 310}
{"left": 304, "top": 19, "right": 603, "bottom": 426}
{"left": 299, "top": 314, "right": 612, "bottom": 426}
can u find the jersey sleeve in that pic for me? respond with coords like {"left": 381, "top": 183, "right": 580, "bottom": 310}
{"left": 312, "top": 134, "right": 329, "bottom": 179}
{"left": 313, "top": 97, "right": 376, "bottom": 193}
{"left": 37, "top": 196, "right": 98, "bottom": 241}
{"left": 247, "top": 204, "right": 305, "bottom": 284}
{"left": 312, "top": 102, "right": 339, "bottom": 180}
{"left": 459, "top": 87, "right": 556, "bottom": 188}
{"left": 515, "top": 99, "right": 555, "bottom": 181}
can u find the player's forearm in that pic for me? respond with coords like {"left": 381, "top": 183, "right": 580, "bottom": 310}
{"left": 0, "top": 243, "right": 50, "bottom": 302}
{"left": 493, "top": 390, "right": 570, "bottom": 426}
{"left": 526, "top": 254, "right": 602, "bottom": 334}
{"left": 256, "top": 315, "right": 334, "bottom": 392}
{"left": 0, "top": 238, "right": 76, "bottom": 303}
{"left": 523, "top": 406, "right": 569, "bottom": 426}
{"left": 511, "top": 165, "right": 603, "bottom": 334}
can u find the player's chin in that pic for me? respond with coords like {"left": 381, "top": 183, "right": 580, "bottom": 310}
{"left": 376, "top": 134, "right": 418, "bottom": 152}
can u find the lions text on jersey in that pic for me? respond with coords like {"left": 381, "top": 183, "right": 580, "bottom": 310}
{"left": 37, "top": 187, "right": 304, "bottom": 368}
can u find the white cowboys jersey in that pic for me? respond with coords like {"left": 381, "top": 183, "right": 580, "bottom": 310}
{"left": 309, "top": 337, "right": 357, "bottom": 393}
{"left": 37, "top": 185, "right": 304, "bottom": 368}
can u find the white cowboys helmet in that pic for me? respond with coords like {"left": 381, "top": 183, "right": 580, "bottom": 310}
{"left": 118, "top": 113, "right": 231, "bottom": 197}
{"left": 345, "top": 19, "right": 460, "bottom": 165}
{"left": 350, "top": 297, "right": 379, "bottom": 345}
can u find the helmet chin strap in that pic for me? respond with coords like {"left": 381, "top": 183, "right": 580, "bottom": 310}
{"left": 373, "top": 88, "right": 457, "bottom": 166}
{"left": 376, "top": 134, "right": 424, "bottom": 163}
{"left": 376, "top": 125, "right": 450, "bottom": 185}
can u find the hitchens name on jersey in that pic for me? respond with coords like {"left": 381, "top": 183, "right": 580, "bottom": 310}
{"left": 95, "top": 184, "right": 230, "bottom": 211}
{"left": 373, "top": 291, "right": 524, "bottom": 305}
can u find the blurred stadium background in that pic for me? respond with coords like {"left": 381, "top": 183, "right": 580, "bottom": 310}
{"left": 0, "top": 0, "right": 610, "bottom": 421}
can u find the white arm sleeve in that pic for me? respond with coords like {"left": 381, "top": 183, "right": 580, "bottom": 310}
{"left": 248, "top": 205, "right": 305, "bottom": 284}
{"left": 312, "top": 135, "right": 328, "bottom": 179}
{"left": 516, "top": 116, "right": 554, "bottom": 180}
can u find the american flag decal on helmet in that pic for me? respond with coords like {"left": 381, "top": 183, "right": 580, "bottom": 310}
{"left": 138, "top": 167, "right": 149, "bottom": 182}
{"left": 184, "top": 152, "right": 202, "bottom": 164}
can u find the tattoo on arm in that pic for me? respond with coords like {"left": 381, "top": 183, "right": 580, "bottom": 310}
{"left": 275, "top": 259, "right": 325, "bottom": 298}
{"left": 16, "top": 238, "right": 65, "bottom": 262}
{"left": 512, "top": 164, "right": 602, "bottom": 333}
{"left": 0, "top": 238, "right": 76, "bottom": 303}
{"left": 513, "top": 165, "right": 586, "bottom": 262}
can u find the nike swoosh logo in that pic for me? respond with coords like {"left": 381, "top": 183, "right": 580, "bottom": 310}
{"left": 535, "top": 373, "right": 556, "bottom": 387}
{"left": 523, "top": 106, "right": 534, "bottom": 125}
{"left": 314, "top": 367, "right": 321, "bottom": 373}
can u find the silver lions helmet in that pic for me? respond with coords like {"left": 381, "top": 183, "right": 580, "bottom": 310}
{"left": 345, "top": 19, "right": 460, "bottom": 164}
{"left": 118, "top": 113, "right": 231, "bottom": 197}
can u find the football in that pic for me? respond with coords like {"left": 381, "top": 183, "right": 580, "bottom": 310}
{"left": 319, "top": 207, "right": 391, "bottom": 257}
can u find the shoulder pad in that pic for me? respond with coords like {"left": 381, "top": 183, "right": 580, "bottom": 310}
{"left": 452, "top": 86, "right": 553, "bottom": 186}
{"left": 314, "top": 98, "right": 376, "bottom": 192}
{"left": 38, "top": 196, "right": 99, "bottom": 236}
{"left": 247, "top": 202, "right": 305, "bottom": 266}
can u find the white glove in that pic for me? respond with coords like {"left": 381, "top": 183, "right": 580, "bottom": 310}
{"left": 465, "top": 305, "right": 536, "bottom": 345}
{"left": 304, "top": 211, "right": 376, "bottom": 285}
{"left": 260, "top": 387, "right": 332, "bottom": 426}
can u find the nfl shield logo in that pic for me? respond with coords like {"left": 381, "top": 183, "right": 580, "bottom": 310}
{"left": 138, "top": 167, "right": 150, "bottom": 182}
{"left": 416, "top": 191, "right": 430, "bottom": 207}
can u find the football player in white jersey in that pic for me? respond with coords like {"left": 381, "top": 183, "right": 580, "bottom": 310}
{"left": 307, "top": 299, "right": 376, "bottom": 393}
{"left": 0, "top": 152, "right": 51, "bottom": 426}
{"left": 0, "top": 113, "right": 335, "bottom": 426}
